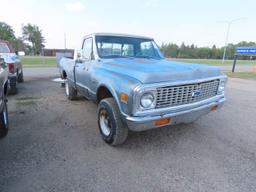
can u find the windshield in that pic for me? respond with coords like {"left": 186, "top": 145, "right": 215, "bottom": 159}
{"left": 95, "top": 35, "right": 164, "bottom": 59}
{"left": 0, "top": 43, "right": 10, "bottom": 53}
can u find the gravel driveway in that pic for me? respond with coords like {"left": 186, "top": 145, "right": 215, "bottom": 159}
{"left": 0, "top": 68, "right": 255, "bottom": 192}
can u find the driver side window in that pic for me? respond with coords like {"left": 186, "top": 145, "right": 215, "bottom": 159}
{"left": 82, "top": 38, "right": 93, "bottom": 60}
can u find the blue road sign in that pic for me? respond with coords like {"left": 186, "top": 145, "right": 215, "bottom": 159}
{"left": 236, "top": 47, "right": 256, "bottom": 55}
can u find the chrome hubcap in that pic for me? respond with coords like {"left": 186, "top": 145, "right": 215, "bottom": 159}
{"left": 3, "top": 107, "right": 7, "bottom": 127}
{"left": 65, "top": 81, "right": 69, "bottom": 96}
{"left": 99, "top": 109, "right": 111, "bottom": 136}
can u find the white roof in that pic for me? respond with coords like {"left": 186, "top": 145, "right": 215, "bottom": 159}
{"left": 84, "top": 33, "right": 153, "bottom": 40}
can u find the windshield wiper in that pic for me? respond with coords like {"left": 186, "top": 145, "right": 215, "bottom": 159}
{"left": 102, "top": 55, "right": 135, "bottom": 59}
{"left": 135, "top": 55, "right": 159, "bottom": 59}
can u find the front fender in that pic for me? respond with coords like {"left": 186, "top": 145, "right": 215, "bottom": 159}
{"left": 94, "top": 68, "right": 141, "bottom": 116}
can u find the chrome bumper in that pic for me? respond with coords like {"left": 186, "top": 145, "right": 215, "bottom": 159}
{"left": 125, "top": 97, "right": 226, "bottom": 132}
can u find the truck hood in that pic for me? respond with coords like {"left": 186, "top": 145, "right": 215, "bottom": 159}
{"left": 0, "top": 53, "right": 17, "bottom": 63}
{"left": 101, "top": 58, "right": 223, "bottom": 84}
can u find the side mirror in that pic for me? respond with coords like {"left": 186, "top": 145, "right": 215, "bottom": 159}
{"left": 77, "top": 51, "right": 81, "bottom": 58}
{"left": 75, "top": 50, "right": 85, "bottom": 63}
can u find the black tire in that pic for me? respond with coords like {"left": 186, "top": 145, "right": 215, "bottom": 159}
{"left": 9, "top": 84, "right": 17, "bottom": 95}
{"left": 17, "top": 70, "right": 24, "bottom": 83}
{"left": 97, "top": 98, "right": 128, "bottom": 146}
{"left": 65, "top": 79, "right": 77, "bottom": 100}
{"left": 0, "top": 99, "right": 9, "bottom": 138}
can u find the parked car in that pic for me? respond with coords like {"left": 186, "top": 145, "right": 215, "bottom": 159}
{"left": 58, "top": 33, "right": 227, "bottom": 146}
{"left": 0, "top": 58, "right": 9, "bottom": 138}
{"left": 0, "top": 40, "right": 24, "bottom": 94}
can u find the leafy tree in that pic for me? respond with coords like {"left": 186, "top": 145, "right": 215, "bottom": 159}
{"left": 160, "top": 41, "right": 256, "bottom": 60}
{"left": 22, "top": 24, "right": 45, "bottom": 55}
{"left": 0, "top": 22, "right": 27, "bottom": 51}
{"left": 0, "top": 22, "right": 16, "bottom": 41}
{"left": 12, "top": 37, "right": 29, "bottom": 52}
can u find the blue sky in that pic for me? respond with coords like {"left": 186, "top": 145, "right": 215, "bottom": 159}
{"left": 1, "top": 0, "right": 255, "bottom": 49}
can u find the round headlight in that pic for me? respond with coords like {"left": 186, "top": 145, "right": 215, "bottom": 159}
{"left": 218, "top": 80, "right": 226, "bottom": 95}
{"left": 140, "top": 93, "right": 155, "bottom": 108}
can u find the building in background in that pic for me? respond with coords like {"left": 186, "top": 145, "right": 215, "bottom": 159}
{"left": 42, "top": 49, "right": 74, "bottom": 57}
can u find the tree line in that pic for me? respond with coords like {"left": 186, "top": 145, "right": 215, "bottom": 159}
{"left": 160, "top": 41, "right": 256, "bottom": 60}
{"left": 1, "top": 21, "right": 256, "bottom": 59}
{"left": 0, "top": 22, "right": 45, "bottom": 55}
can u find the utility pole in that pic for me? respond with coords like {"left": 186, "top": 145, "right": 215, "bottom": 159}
{"left": 222, "top": 18, "right": 244, "bottom": 64}
{"left": 64, "top": 32, "right": 67, "bottom": 50}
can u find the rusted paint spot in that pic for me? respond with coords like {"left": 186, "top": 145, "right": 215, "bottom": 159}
{"left": 110, "top": 72, "right": 134, "bottom": 85}
{"left": 106, "top": 63, "right": 128, "bottom": 68}
{"left": 133, "top": 59, "right": 155, "bottom": 64}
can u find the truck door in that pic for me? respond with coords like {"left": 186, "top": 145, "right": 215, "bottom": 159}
{"left": 74, "top": 37, "right": 93, "bottom": 97}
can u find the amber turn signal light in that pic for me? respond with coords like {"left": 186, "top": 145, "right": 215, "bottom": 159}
{"left": 154, "top": 118, "right": 171, "bottom": 126}
{"left": 120, "top": 93, "right": 129, "bottom": 103}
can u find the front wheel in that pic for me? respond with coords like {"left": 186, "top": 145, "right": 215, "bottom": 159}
{"left": 9, "top": 84, "right": 17, "bottom": 95}
{"left": 97, "top": 98, "right": 128, "bottom": 146}
{"left": 0, "top": 99, "right": 9, "bottom": 138}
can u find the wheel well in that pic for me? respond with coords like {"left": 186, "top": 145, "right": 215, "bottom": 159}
{"left": 4, "top": 82, "right": 8, "bottom": 95}
{"left": 62, "top": 70, "right": 67, "bottom": 79}
{"left": 97, "top": 86, "right": 113, "bottom": 103}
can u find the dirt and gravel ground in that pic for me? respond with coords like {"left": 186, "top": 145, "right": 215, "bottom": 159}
{"left": 0, "top": 68, "right": 256, "bottom": 192}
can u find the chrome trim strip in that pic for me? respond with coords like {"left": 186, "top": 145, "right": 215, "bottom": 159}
{"left": 75, "top": 82, "right": 96, "bottom": 95}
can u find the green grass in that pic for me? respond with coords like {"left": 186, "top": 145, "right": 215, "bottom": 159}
{"left": 169, "top": 58, "right": 255, "bottom": 66}
{"left": 16, "top": 96, "right": 39, "bottom": 106}
{"left": 16, "top": 96, "right": 38, "bottom": 101}
{"left": 21, "top": 56, "right": 56, "bottom": 67}
{"left": 20, "top": 56, "right": 255, "bottom": 68}
{"left": 225, "top": 72, "right": 256, "bottom": 80}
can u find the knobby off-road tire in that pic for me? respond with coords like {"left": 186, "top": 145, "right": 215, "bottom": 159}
{"left": 17, "top": 70, "right": 24, "bottom": 83}
{"left": 97, "top": 98, "right": 128, "bottom": 146}
{"left": 0, "top": 99, "right": 9, "bottom": 138}
{"left": 65, "top": 79, "right": 77, "bottom": 100}
{"left": 9, "top": 76, "right": 18, "bottom": 95}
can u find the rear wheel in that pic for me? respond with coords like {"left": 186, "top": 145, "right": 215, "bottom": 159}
{"left": 65, "top": 79, "right": 77, "bottom": 100}
{"left": 97, "top": 98, "right": 128, "bottom": 146}
{"left": 17, "top": 70, "right": 24, "bottom": 83}
{"left": 0, "top": 99, "right": 9, "bottom": 138}
{"left": 9, "top": 84, "right": 17, "bottom": 95}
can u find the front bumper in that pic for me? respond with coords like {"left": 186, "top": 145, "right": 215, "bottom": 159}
{"left": 125, "top": 97, "right": 226, "bottom": 132}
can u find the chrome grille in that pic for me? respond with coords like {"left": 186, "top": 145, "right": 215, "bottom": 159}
{"left": 156, "top": 80, "right": 219, "bottom": 108}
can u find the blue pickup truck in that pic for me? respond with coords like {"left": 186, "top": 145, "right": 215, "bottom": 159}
{"left": 58, "top": 33, "right": 227, "bottom": 146}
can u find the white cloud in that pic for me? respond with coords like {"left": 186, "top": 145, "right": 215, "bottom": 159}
{"left": 145, "top": 0, "right": 159, "bottom": 7}
{"left": 65, "top": 1, "right": 84, "bottom": 12}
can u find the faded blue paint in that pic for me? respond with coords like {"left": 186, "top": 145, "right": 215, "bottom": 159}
{"left": 58, "top": 33, "right": 227, "bottom": 131}
{"left": 0, "top": 53, "right": 19, "bottom": 64}
{"left": 100, "top": 58, "right": 222, "bottom": 84}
